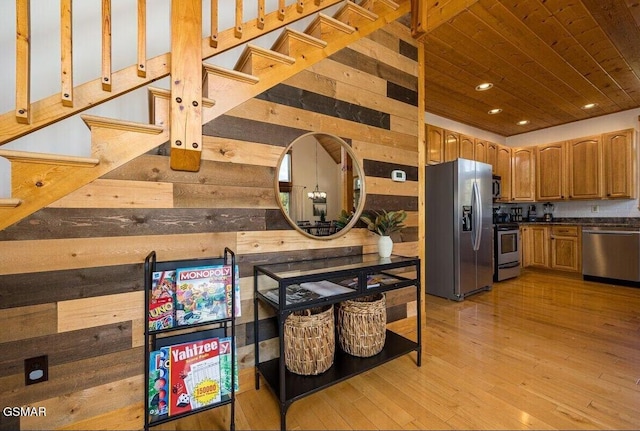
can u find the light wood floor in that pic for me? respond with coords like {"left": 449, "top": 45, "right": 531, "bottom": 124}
{"left": 158, "top": 269, "right": 640, "bottom": 430}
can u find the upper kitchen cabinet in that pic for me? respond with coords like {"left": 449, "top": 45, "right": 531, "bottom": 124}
{"left": 567, "top": 135, "right": 602, "bottom": 200}
{"left": 536, "top": 142, "right": 566, "bottom": 201}
{"left": 487, "top": 142, "right": 497, "bottom": 171}
{"left": 511, "top": 147, "right": 535, "bottom": 201}
{"left": 474, "top": 139, "right": 488, "bottom": 163}
{"left": 603, "top": 129, "right": 636, "bottom": 199}
{"left": 459, "top": 134, "right": 475, "bottom": 160}
{"left": 426, "top": 124, "right": 444, "bottom": 165}
{"left": 495, "top": 145, "right": 511, "bottom": 202}
{"left": 444, "top": 130, "right": 460, "bottom": 162}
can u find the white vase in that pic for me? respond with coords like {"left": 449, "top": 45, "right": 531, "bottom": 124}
{"left": 377, "top": 235, "right": 393, "bottom": 258}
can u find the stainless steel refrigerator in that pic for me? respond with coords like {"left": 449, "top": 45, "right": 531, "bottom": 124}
{"left": 426, "top": 158, "right": 493, "bottom": 300}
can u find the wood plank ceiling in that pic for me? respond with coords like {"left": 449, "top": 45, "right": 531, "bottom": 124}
{"left": 419, "top": 0, "right": 640, "bottom": 137}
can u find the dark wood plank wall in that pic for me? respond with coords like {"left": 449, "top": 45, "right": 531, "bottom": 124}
{"left": 0, "top": 22, "right": 418, "bottom": 430}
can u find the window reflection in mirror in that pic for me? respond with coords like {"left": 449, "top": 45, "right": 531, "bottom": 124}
{"left": 275, "top": 132, "right": 365, "bottom": 239}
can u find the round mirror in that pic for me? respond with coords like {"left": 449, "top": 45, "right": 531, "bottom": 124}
{"left": 275, "top": 132, "right": 366, "bottom": 239}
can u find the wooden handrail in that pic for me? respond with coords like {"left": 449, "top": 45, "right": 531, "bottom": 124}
{"left": 1, "top": 0, "right": 344, "bottom": 146}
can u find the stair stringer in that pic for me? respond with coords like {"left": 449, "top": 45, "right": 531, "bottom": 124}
{"left": 0, "top": 117, "right": 165, "bottom": 231}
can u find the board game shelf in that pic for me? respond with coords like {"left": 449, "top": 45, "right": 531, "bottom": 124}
{"left": 144, "top": 247, "right": 238, "bottom": 431}
{"left": 253, "top": 253, "right": 421, "bottom": 430}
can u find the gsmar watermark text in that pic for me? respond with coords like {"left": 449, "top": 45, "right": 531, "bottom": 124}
{"left": 3, "top": 406, "right": 47, "bottom": 417}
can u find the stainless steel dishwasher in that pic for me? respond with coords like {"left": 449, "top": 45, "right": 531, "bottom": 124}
{"left": 582, "top": 226, "right": 640, "bottom": 282}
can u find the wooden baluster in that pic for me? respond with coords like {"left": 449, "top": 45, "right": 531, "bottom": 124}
{"left": 15, "top": 0, "right": 30, "bottom": 124}
{"left": 278, "top": 0, "right": 285, "bottom": 20}
{"left": 257, "top": 0, "right": 265, "bottom": 30}
{"left": 170, "top": 0, "right": 203, "bottom": 172}
{"left": 137, "top": 0, "right": 146, "bottom": 77}
{"left": 297, "top": 1, "right": 304, "bottom": 13}
{"left": 102, "top": 0, "right": 112, "bottom": 91}
{"left": 60, "top": 0, "right": 73, "bottom": 107}
{"left": 235, "top": 0, "right": 242, "bottom": 38}
{"left": 314, "top": 0, "right": 323, "bottom": 6}
{"left": 210, "top": 0, "right": 218, "bottom": 47}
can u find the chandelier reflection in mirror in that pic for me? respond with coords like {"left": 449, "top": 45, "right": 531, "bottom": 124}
{"left": 307, "top": 141, "right": 327, "bottom": 200}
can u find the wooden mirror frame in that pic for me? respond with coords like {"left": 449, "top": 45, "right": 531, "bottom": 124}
{"left": 274, "top": 132, "right": 366, "bottom": 240}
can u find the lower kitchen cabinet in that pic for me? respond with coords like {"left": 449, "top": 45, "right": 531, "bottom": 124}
{"left": 521, "top": 225, "right": 581, "bottom": 273}
{"left": 523, "top": 225, "right": 549, "bottom": 268}
{"left": 550, "top": 226, "right": 581, "bottom": 272}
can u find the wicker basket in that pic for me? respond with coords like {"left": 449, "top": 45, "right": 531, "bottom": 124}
{"left": 284, "top": 305, "right": 335, "bottom": 375}
{"left": 337, "top": 293, "right": 386, "bottom": 357}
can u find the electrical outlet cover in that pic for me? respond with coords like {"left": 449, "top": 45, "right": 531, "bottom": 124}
{"left": 24, "top": 355, "right": 48, "bottom": 385}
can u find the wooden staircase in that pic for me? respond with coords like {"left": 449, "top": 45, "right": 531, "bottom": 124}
{"left": 0, "top": 0, "right": 411, "bottom": 231}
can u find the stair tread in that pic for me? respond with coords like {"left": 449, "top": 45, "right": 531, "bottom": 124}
{"left": 0, "top": 149, "right": 100, "bottom": 166}
{"left": 271, "top": 27, "right": 328, "bottom": 53}
{"left": 0, "top": 198, "right": 22, "bottom": 208}
{"left": 81, "top": 114, "right": 165, "bottom": 134}
{"left": 234, "top": 44, "right": 296, "bottom": 72}
{"left": 334, "top": 1, "right": 379, "bottom": 22}
{"left": 202, "top": 64, "right": 260, "bottom": 85}
{"left": 305, "top": 13, "right": 357, "bottom": 37}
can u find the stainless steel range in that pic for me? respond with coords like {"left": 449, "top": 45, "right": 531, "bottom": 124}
{"left": 494, "top": 223, "right": 521, "bottom": 281}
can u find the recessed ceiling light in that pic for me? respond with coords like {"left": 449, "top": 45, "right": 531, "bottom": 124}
{"left": 475, "top": 82, "right": 493, "bottom": 91}
{"left": 488, "top": 108, "right": 502, "bottom": 115}
{"left": 517, "top": 120, "right": 530, "bottom": 126}
{"left": 582, "top": 103, "right": 598, "bottom": 109}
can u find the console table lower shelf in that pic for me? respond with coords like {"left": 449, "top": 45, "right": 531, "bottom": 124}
{"left": 256, "top": 330, "right": 419, "bottom": 429}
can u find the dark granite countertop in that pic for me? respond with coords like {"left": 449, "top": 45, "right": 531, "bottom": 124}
{"left": 517, "top": 217, "right": 640, "bottom": 228}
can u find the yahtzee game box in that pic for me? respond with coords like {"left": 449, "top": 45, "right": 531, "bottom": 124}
{"left": 167, "top": 337, "right": 222, "bottom": 417}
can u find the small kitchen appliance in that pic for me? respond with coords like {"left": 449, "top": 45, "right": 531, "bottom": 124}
{"left": 528, "top": 204, "right": 537, "bottom": 221}
{"left": 543, "top": 202, "right": 554, "bottom": 221}
{"left": 492, "top": 175, "right": 501, "bottom": 201}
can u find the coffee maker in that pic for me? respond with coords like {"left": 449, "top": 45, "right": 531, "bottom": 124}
{"left": 543, "top": 202, "right": 555, "bottom": 221}
{"left": 528, "top": 204, "right": 537, "bottom": 221}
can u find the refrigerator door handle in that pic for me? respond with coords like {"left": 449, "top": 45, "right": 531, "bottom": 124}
{"left": 472, "top": 180, "right": 482, "bottom": 251}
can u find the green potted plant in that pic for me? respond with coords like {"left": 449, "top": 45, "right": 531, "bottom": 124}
{"left": 360, "top": 209, "right": 407, "bottom": 258}
{"left": 335, "top": 209, "right": 354, "bottom": 231}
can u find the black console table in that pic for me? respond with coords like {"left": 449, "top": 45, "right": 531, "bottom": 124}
{"left": 253, "top": 254, "right": 421, "bottom": 430}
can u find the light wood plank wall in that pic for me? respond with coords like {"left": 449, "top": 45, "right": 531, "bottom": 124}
{"left": 0, "top": 21, "right": 419, "bottom": 430}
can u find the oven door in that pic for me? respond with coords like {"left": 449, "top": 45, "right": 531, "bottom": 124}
{"left": 497, "top": 229, "right": 520, "bottom": 265}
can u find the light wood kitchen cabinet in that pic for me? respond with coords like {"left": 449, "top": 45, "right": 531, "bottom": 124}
{"left": 521, "top": 225, "right": 549, "bottom": 268}
{"left": 444, "top": 130, "right": 460, "bottom": 162}
{"left": 426, "top": 124, "right": 444, "bottom": 165}
{"left": 550, "top": 226, "right": 581, "bottom": 272}
{"left": 474, "top": 139, "right": 488, "bottom": 163}
{"left": 603, "top": 129, "right": 635, "bottom": 199}
{"left": 459, "top": 134, "right": 475, "bottom": 160}
{"left": 536, "top": 141, "right": 566, "bottom": 200}
{"left": 487, "top": 142, "right": 497, "bottom": 171}
{"left": 567, "top": 135, "right": 602, "bottom": 199}
{"left": 511, "top": 147, "right": 536, "bottom": 201}
{"left": 495, "top": 145, "right": 512, "bottom": 202}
